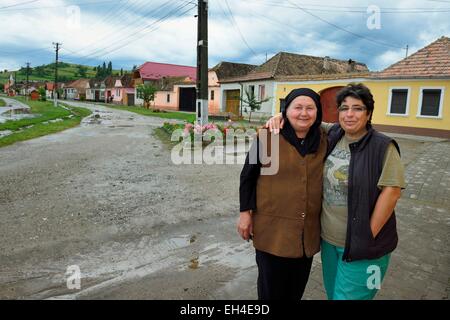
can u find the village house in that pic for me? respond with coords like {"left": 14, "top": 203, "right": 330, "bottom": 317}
{"left": 219, "top": 52, "right": 368, "bottom": 120}
{"left": 86, "top": 78, "right": 105, "bottom": 102}
{"left": 133, "top": 61, "right": 197, "bottom": 111}
{"left": 273, "top": 36, "right": 449, "bottom": 138}
{"left": 208, "top": 61, "right": 256, "bottom": 115}
{"left": 64, "top": 79, "right": 89, "bottom": 100}
{"left": 102, "top": 74, "right": 135, "bottom": 105}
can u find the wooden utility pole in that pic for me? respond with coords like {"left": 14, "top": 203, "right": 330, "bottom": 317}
{"left": 25, "top": 62, "right": 30, "bottom": 101}
{"left": 53, "top": 42, "right": 61, "bottom": 106}
{"left": 405, "top": 44, "right": 409, "bottom": 58}
{"left": 196, "top": 0, "right": 208, "bottom": 125}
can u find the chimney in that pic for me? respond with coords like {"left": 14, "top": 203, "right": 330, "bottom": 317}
{"left": 347, "top": 59, "right": 356, "bottom": 72}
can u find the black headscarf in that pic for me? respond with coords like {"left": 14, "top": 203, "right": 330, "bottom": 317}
{"left": 280, "top": 88, "right": 322, "bottom": 156}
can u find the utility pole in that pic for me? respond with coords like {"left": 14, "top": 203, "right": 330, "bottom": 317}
{"left": 405, "top": 45, "right": 409, "bottom": 58}
{"left": 25, "top": 62, "right": 30, "bottom": 101}
{"left": 53, "top": 42, "right": 61, "bottom": 106}
{"left": 196, "top": 0, "right": 208, "bottom": 125}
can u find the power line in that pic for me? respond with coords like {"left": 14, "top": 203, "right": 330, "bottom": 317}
{"left": 286, "top": 0, "right": 404, "bottom": 49}
{"left": 0, "top": 0, "right": 127, "bottom": 12}
{"left": 61, "top": 2, "right": 196, "bottom": 65}
{"left": 216, "top": 0, "right": 259, "bottom": 58}
{"left": 0, "top": 0, "right": 39, "bottom": 10}
{"left": 247, "top": 0, "right": 450, "bottom": 10}
{"left": 65, "top": 0, "right": 171, "bottom": 57}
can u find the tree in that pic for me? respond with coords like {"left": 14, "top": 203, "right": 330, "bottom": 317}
{"left": 38, "top": 87, "right": 46, "bottom": 101}
{"left": 132, "top": 65, "right": 137, "bottom": 72}
{"left": 120, "top": 68, "right": 123, "bottom": 76}
{"left": 136, "top": 84, "right": 157, "bottom": 109}
{"left": 107, "top": 61, "right": 112, "bottom": 75}
{"left": 0, "top": 83, "right": 4, "bottom": 92}
{"left": 77, "top": 65, "right": 87, "bottom": 77}
{"left": 241, "top": 88, "right": 271, "bottom": 123}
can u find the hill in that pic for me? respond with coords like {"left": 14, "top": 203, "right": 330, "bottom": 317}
{"left": 0, "top": 62, "right": 129, "bottom": 83}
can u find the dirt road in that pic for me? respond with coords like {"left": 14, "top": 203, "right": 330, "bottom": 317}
{"left": 1, "top": 101, "right": 448, "bottom": 300}
{"left": 0, "top": 102, "right": 253, "bottom": 299}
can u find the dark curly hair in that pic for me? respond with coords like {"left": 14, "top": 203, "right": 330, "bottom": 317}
{"left": 336, "top": 83, "right": 374, "bottom": 124}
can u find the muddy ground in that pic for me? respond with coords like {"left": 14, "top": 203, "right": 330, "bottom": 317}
{"left": 0, "top": 101, "right": 447, "bottom": 300}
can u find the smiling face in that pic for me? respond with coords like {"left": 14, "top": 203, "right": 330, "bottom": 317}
{"left": 286, "top": 96, "right": 317, "bottom": 138}
{"left": 338, "top": 96, "right": 372, "bottom": 139}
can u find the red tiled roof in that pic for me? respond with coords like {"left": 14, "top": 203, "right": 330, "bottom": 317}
{"left": 220, "top": 52, "right": 368, "bottom": 83}
{"left": 375, "top": 36, "right": 450, "bottom": 79}
{"left": 137, "top": 61, "right": 196, "bottom": 81}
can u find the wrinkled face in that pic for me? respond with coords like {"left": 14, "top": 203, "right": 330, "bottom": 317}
{"left": 338, "top": 96, "right": 371, "bottom": 137}
{"left": 286, "top": 96, "right": 317, "bottom": 134}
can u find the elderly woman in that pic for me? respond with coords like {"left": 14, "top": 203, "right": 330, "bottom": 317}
{"left": 265, "top": 83, "right": 405, "bottom": 300}
{"left": 238, "top": 88, "right": 327, "bottom": 300}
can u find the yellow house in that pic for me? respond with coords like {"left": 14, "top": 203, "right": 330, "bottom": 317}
{"left": 274, "top": 36, "right": 450, "bottom": 138}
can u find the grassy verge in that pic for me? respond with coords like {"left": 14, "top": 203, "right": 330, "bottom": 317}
{"left": 0, "top": 98, "right": 6, "bottom": 107}
{"left": 0, "top": 98, "right": 92, "bottom": 148}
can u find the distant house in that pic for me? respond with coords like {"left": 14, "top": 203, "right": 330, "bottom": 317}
{"left": 112, "top": 74, "right": 134, "bottom": 105}
{"left": 64, "top": 79, "right": 89, "bottom": 100}
{"left": 30, "top": 89, "right": 40, "bottom": 101}
{"left": 220, "top": 52, "right": 368, "bottom": 119}
{"left": 45, "top": 82, "right": 55, "bottom": 99}
{"left": 208, "top": 62, "right": 257, "bottom": 115}
{"left": 100, "top": 74, "right": 134, "bottom": 105}
{"left": 4, "top": 74, "right": 15, "bottom": 96}
{"left": 86, "top": 79, "right": 105, "bottom": 102}
{"left": 133, "top": 61, "right": 197, "bottom": 111}
{"left": 148, "top": 76, "right": 196, "bottom": 111}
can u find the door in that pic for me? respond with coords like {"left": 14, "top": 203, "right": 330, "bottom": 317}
{"left": 225, "top": 89, "right": 241, "bottom": 115}
{"left": 179, "top": 87, "right": 196, "bottom": 112}
{"left": 127, "top": 93, "right": 135, "bottom": 106}
{"left": 320, "top": 86, "right": 343, "bottom": 123}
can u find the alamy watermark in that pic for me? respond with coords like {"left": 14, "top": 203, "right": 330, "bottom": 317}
{"left": 367, "top": 5, "right": 381, "bottom": 30}
{"left": 169, "top": 128, "right": 280, "bottom": 175}
{"left": 66, "top": 265, "right": 81, "bottom": 290}
{"left": 66, "top": 5, "right": 81, "bottom": 30}
{"left": 367, "top": 265, "right": 381, "bottom": 290}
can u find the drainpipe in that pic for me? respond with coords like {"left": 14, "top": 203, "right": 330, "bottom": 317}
{"left": 239, "top": 82, "right": 243, "bottom": 118}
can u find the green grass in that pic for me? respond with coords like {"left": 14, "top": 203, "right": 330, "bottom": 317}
{"left": 0, "top": 97, "right": 72, "bottom": 131}
{"left": 86, "top": 102, "right": 196, "bottom": 122}
{"left": 0, "top": 98, "right": 92, "bottom": 148}
{"left": 0, "top": 98, "right": 5, "bottom": 107}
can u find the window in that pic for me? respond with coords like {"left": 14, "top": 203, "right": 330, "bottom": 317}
{"left": 418, "top": 87, "right": 444, "bottom": 118}
{"left": 116, "top": 89, "right": 120, "bottom": 97}
{"left": 211, "top": 90, "right": 214, "bottom": 100}
{"left": 249, "top": 85, "right": 255, "bottom": 97}
{"left": 388, "top": 88, "right": 409, "bottom": 115}
{"left": 167, "top": 94, "right": 170, "bottom": 103}
{"left": 259, "top": 85, "right": 266, "bottom": 100}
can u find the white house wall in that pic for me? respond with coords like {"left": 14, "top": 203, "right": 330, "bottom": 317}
{"left": 220, "top": 80, "right": 275, "bottom": 118}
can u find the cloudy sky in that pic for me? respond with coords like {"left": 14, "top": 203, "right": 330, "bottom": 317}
{"left": 0, "top": 0, "right": 449, "bottom": 72}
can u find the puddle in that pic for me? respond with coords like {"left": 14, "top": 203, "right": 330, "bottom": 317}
{"left": 0, "top": 130, "right": 13, "bottom": 138}
{"left": 165, "top": 235, "right": 192, "bottom": 250}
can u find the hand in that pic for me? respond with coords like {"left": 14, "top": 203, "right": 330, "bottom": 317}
{"left": 237, "top": 211, "right": 253, "bottom": 241}
{"left": 264, "top": 114, "right": 284, "bottom": 134}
